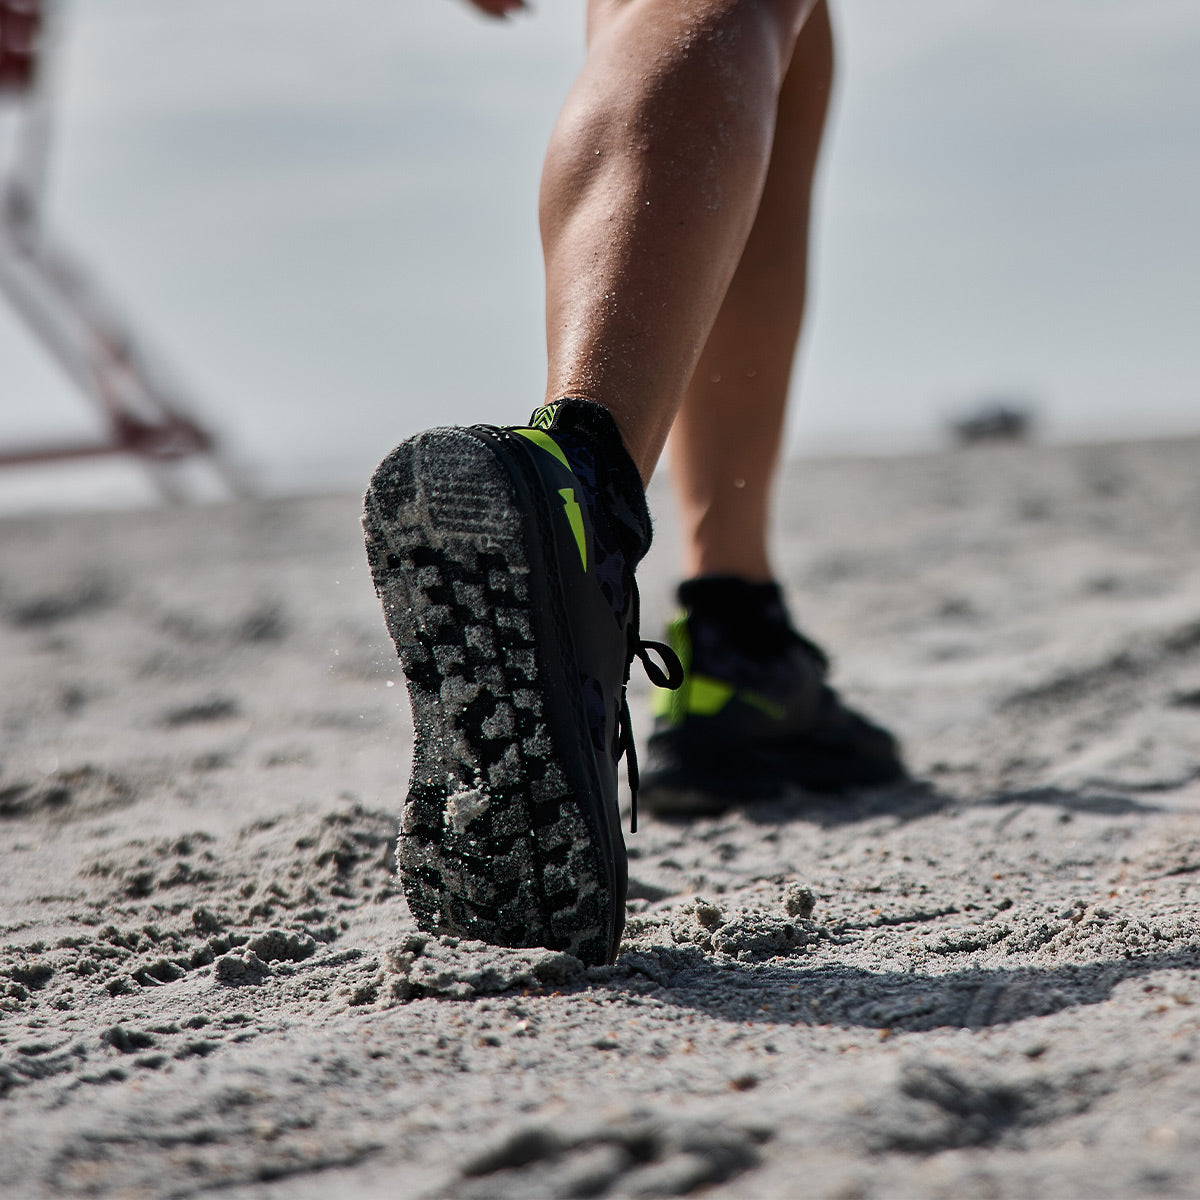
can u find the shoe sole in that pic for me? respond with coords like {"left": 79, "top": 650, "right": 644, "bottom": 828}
{"left": 637, "top": 769, "right": 780, "bottom": 818}
{"left": 363, "top": 428, "right": 616, "bottom": 966}
{"left": 639, "top": 732, "right": 906, "bottom": 817}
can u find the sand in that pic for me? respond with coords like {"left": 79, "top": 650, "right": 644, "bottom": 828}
{"left": 2, "top": 434, "right": 1200, "bottom": 1198}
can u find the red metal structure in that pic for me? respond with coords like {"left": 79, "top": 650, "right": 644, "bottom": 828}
{"left": 0, "top": 0, "right": 40, "bottom": 92}
{"left": 0, "top": 0, "right": 244, "bottom": 499}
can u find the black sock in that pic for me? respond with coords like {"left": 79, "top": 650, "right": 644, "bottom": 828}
{"left": 677, "top": 575, "right": 795, "bottom": 659}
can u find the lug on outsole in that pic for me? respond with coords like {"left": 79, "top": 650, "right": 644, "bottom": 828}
{"left": 363, "top": 429, "right": 613, "bottom": 966}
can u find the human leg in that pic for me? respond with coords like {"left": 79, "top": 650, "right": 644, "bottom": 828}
{"left": 669, "top": 0, "right": 833, "bottom": 582}
{"left": 367, "top": 0, "right": 839, "bottom": 962}
{"left": 637, "top": 4, "right": 907, "bottom": 812}
{"left": 540, "top": 0, "right": 821, "bottom": 481}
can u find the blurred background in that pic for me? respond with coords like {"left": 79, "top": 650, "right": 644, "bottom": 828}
{"left": 1, "top": 0, "right": 1198, "bottom": 510}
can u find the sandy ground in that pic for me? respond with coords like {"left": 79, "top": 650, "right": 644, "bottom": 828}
{"left": 3, "top": 435, "right": 1200, "bottom": 1199}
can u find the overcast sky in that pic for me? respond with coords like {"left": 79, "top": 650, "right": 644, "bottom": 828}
{"left": 1, "top": 0, "right": 1198, "bottom": 502}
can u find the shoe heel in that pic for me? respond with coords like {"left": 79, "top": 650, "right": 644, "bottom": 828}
{"left": 364, "top": 429, "right": 523, "bottom": 646}
{"left": 363, "top": 428, "right": 615, "bottom": 966}
{"left": 368, "top": 428, "right": 517, "bottom": 540}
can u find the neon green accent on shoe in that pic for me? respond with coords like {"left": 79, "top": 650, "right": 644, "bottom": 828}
{"left": 512, "top": 430, "right": 586, "bottom": 569}
{"left": 528, "top": 404, "right": 558, "bottom": 430}
{"left": 652, "top": 616, "right": 738, "bottom": 721}
{"left": 652, "top": 672, "right": 735, "bottom": 719}
{"left": 649, "top": 609, "right": 788, "bottom": 723}
{"left": 558, "top": 487, "right": 587, "bottom": 571}
{"left": 687, "top": 674, "right": 736, "bottom": 715}
{"left": 651, "top": 612, "right": 693, "bottom": 722}
{"left": 513, "top": 427, "right": 570, "bottom": 472}
{"left": 652, "top": 673, "right": 782, "bottom": 721}
{"left": 740, "top": 690, "right": 787, "bottom": 720}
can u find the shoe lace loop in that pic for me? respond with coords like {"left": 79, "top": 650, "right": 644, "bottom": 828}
{"left": 619, "top": 585, "right": 684, "bottom": 833}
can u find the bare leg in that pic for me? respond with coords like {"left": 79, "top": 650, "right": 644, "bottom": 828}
{"left": 540, "top": 0, "right": 820, "bottom": 482}
{"left": 669, "top": 1, "right": 833, "bottom": 581}
{"left": 366, "top": 0, "right": 897, "bottom": 959}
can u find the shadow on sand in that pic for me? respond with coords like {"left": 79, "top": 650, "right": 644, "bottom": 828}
{"left": 601, "top": 946, "right": 1200, "bottom": 1033}
{"left": 648, "top": 778, "right": 1166, "bottom": 831}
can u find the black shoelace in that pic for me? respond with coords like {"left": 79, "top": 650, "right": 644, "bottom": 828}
{"left": 619, "top": 585, "right": 684, "bottom": 833}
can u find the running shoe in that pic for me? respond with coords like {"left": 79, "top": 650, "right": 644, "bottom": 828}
{"left": 363, "top": 398, "right": 680, "bottom": 966}
{"left": 639, "top": 576, "right": 905, "bottom": 815}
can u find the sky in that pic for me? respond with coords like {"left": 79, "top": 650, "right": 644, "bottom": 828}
{"left": 1, "top": 0, "right": 1198, "bottom": 505}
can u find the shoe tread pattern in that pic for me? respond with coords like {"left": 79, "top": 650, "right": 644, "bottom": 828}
{"left": 363, "top": 428, "right": 611, "bottom": 965}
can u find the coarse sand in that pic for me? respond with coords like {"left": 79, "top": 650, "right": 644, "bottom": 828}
{"left": 3, "top": 435, "right": 1200, "bottom": 1198}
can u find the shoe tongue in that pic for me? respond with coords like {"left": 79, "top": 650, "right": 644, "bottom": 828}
{"left": 527, "top": 398, "right": 652, "bottom": 565}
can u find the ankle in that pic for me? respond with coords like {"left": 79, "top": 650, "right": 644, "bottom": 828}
{"left": 535, "top": 397, "right": 652, "bottom": 566}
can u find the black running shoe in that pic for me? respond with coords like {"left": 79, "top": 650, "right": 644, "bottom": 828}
{"left": 363, "top": 398, "right": 680, "bottom": 966}
{"left": 639, "top": 576, "right": 905, "bottom": 816}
